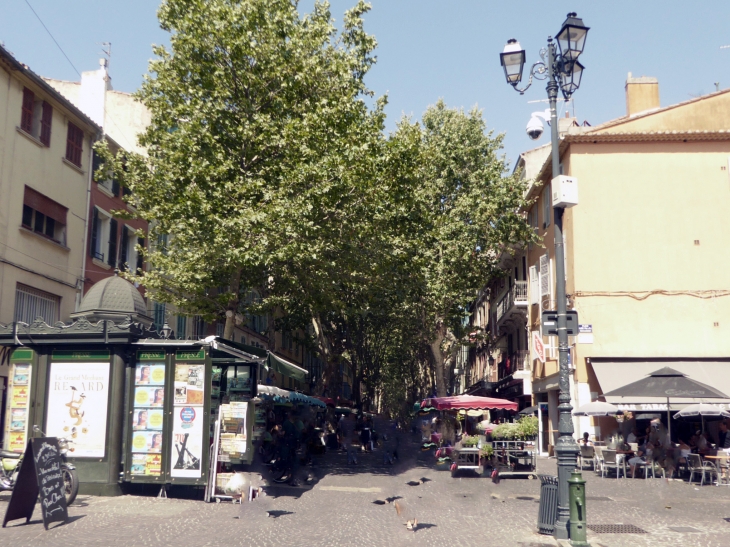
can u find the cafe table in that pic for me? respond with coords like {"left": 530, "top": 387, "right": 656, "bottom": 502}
{"left": 703, "top": 454, "right": 730, "bottom": 486}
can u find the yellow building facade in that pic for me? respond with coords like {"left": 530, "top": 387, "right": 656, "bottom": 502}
{"left": 526, "top": 76, "right": 730, "bottom": 450}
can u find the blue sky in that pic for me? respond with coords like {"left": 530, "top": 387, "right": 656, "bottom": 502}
{"left": 3, "top": 1, "right": 729, "bottom": 166}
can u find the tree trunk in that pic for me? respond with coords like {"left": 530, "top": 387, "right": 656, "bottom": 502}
{"left": 223, "top": 270, "right": 243, "bottom": 341}
{"left": 311, "top": 314, "right": 335, "bottom": 396}
{"left": 430, "top": 317, "right": 447, "bottom": 397}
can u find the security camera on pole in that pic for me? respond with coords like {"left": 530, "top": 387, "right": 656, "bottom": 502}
{"left": 499, "top": 13, "right": 589, "bottom": 542}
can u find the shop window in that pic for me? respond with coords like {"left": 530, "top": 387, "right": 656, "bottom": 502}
{"left": 14, "top": 283, "right": 60, "bottom": 324}
{"left": 65, "top": 122, "right": 84, "bottom": 167}
{"left": 20, "top": 87, "right": 52, "bottom": 146}
{"left": 21, "top": 186, "right": 67, "bottom": 245}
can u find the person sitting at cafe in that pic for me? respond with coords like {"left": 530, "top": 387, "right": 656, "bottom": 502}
{"left": 627, "top": 428, "right": 638, "bottom": 444}
{"left": 628, "top": 442, "right": 653, "bottom": 478}
{"left": 719, "top": 422, "right": 730, "bottom": 449}
{"left": 579, "top": 432, "right": 592, "bottom": 446}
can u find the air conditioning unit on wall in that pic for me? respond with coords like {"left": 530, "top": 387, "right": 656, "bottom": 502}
{"left": 551, "top": 175, "right": 578, "bottom": 208}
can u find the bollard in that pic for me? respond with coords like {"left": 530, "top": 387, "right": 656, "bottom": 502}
{"left": 568, "top": 471, "right": 588, "bottom": 546}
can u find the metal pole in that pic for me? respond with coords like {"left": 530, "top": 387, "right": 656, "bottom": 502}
{"left": 546, "top": 37, "right": 579, "bottom": 541}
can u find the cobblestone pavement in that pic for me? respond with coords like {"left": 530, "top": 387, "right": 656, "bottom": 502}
{"left": 2, "top": 437, "right": 730, "bottom": 547}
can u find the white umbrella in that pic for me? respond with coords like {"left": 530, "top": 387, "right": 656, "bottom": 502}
{"left": 672, "top": 403, "right": 730, "bottom": 419}
{"left": 572, "top": 401, "right": 620, "bottom": 417}
{"left": 672, "top": 403, "right": 730, "bottom": 433}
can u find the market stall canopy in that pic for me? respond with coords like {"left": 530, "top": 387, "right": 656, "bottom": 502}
{"left": 314, "top": 396, "right": 335, "bottom": 407}
{"left": 265, "top": 352, "right": 308, "bottom": 382}
{"left": 572, "top": 401, "right": 620, "bottom": 417}
{"left": 421, "top": 395, "right": 518, "bottom": 412}
{"left": 592, "top": 360, "right": 730, "bottom": 410}
{"left": 256, "top": 385, "right": 325, "bottom": 408}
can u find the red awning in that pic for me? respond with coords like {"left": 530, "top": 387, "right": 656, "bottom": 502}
{"left": 421, "top": 395, "right": 518, "bottom": 412}
{"left": 313, "top": 396, "right": 336, "bottom": 407}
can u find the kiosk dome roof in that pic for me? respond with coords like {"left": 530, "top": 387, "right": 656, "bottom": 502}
{"left": 72, "top": 274, "right": 151, "bottom": 326}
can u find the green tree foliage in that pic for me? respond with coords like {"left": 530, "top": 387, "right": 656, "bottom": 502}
{"left": 97, "top": 1, "right": 533, "bottom": 408}
{"left": 97, "top": 0, "right": 385, "bottom": 342}
{"left": 394, "top": 101, "right": 534, "bottom": 396}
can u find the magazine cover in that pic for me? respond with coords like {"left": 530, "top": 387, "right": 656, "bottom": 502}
{"left": 135, "top": 363, "right": 165, "bottom": 385}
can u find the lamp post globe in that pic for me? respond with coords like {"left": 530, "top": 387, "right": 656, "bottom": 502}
{"left": 560, "top": 60, "right": 585, "bottom": 98}
{"left": 500, "top": 39, "right": 526, "bottom": 86}
{"left": 556, "top": 12, "right": 589, "bottom": 62}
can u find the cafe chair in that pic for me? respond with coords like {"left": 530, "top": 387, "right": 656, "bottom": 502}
{"left": 687, "top": 453, "right": 718, "bottom": 486}
{"left": 601, "top": 449, "right": 626, "bottom": 479}
{"left": 593, "top": 446, "right": 604, "bottom": 475}
{"left": 578, "top": 445, "right": 595, "bottom": 470}
{"left": 714, "top": 452, "right": 730, "bottom": 486}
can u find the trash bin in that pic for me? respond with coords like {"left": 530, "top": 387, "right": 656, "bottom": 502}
{"left": 537, "top": 474, "right": 559, "bottom": 535}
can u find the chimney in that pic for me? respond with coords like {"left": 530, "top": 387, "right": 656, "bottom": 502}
{"left": 79, "top": 58, "right": 112, "bottom": 128}
{"left": 625, "top": 72, "right": 659, "bottom": 117}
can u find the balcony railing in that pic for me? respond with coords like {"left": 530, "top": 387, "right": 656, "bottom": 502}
{"left": 496, "top": 350, "right": 531, "bottom": 381}
{"left": 495, "top": 280, "right": 528, "bottom": 324}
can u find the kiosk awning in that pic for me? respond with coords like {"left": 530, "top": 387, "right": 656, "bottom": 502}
{"left": 266, "top": 353, "right": 308, "bottom": 382}
{"left": 592, "top": 359, "right": 730, "bottom": 410}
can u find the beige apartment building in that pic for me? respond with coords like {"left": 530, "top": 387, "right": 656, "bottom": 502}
{"left": 0, "top": 45, "right": 100, "bottom": 330}
{"left": 523, "top": 75, "right": 730, "bottom": 451}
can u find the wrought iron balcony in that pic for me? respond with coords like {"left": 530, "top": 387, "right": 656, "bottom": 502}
{"left": 495, "top": 280, "right": 528, "bottom": 329}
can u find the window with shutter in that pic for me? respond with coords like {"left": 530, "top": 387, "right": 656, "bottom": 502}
{"left": 108, "top": 218, "right": 118, "bottom": 267}
{"left": 119, "top": 225, "right": 129, "bottom": 270}
{"left": 136, "top": 237, "right": 144, "bottom": 273}
{"left": 529, "top": 265, "right": 539, "bottom": 305}
{"left": 65, "top": 123, "right": 83, "bottom": 167}
{"left": 21, "top": 88, "right": 34, "bottom": 133}
{"left": 90, "top": 208, "right": 99, "bottom": 258}
{"left": 542, "top": 184, "right": 551, "bottom": 228}
{"left": 539, "top": 253, "right": 550, "bottom": 299}
{"left": 40, "top": 102, "right": 52, "bottom": 146}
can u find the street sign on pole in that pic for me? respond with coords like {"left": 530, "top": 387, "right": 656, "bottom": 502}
{"left": 541, "top": 310, "right": 579, "bottom": 336}
{"left": 533, "top": 331, "right": 545, "bottom": 363}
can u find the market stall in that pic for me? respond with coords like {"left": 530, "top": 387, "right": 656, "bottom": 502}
{"left": 418, "top": 395, "right": 534, "bottom": 478}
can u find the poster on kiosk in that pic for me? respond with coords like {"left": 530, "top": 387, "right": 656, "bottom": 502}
{"left": 45, "top": 354, "right": 111, "bottom": 458}
{"left": 171, "top": 360, "right": 206, "bottom": 478}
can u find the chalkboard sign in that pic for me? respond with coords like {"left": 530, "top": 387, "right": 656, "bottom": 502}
{"left": 2, "top": 438, "right": 68, "bottom": 530}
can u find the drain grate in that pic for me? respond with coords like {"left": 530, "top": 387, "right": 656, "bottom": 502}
{"left": 669, "top": 526, "right": 701, "bottom": 533}
{"left": 586, "top": 496, "right": 613, "bottom": 501}
{"left": 516, "top": 496, "right": 537, "bottom": 501}
{"left": 587, "top": 524, "right": 647, "bottom": 534}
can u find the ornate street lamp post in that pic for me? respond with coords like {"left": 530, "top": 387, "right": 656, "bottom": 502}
{"left": 499, "top": 12, "right": 589, "bottom": 541}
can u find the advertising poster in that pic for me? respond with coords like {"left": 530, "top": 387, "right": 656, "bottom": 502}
{"left": 45, "top": 362, "right": 110, "bottom": 458}
{"left": 170, "top": 406, "right": 204, "bottom": 478}
{"left": 133, "top": 408, "right": 164, "bottom": 430}
{"left": 10, "top": 408, "right": 27, "bottom": 431}
{"left": 134, "top": 386, "right": 165, "bottom": 407}
{"left": 4, "top": 362, "right": 33, "bottom": 453}
{"left": 7, "top": 431, "right": 26, "bottom": 452}
{"left": 130, "top": 361, "right": 167, "bottom": 479}
{"left": 11, "top": 385, "right": 29, "bottom": 407}
{"left": 174, "top": 364, "right": 205, "bottom": 405}
{"left": 132, "top": 431, "right": 164, "bottom": 453}
{"left": 135, "top": 364, "right": 165, "bottom": 385}
{"left": 13, "top": 364, "right": 30, "bottom": 385}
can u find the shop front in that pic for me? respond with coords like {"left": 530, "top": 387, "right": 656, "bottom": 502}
{"left": 0, "top": 276, "right": 262, "bottom": 496}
